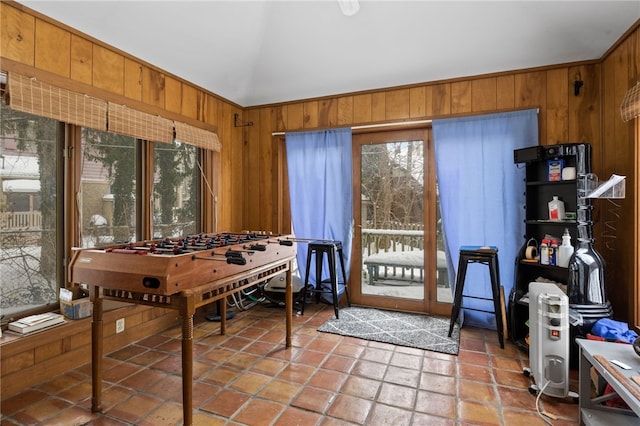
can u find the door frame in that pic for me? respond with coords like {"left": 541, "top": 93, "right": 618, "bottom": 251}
{"left": 351, "top": 128, "right": 449, "bottom": 316}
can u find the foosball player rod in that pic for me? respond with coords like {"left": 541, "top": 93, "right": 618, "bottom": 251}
{"left": 191, "top": 255, "right": 247, "bottom": 265}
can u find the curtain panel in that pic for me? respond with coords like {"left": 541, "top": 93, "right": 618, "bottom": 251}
{"left": 285, "top": 128, "right": 353, "bottom": 299}
{"left": 433, "top": 109, "right": 538, "bottom": 329}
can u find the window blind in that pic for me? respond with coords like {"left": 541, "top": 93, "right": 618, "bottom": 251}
{"left": 621, "top": 81, "right": 640, "bottom": 122}
{"left": 108, "top": 102, "right": 174, "bottom": 143}
{"left": 174, "top": 121, "right": 221, "bottom": 152}
{"left": 8, "top": 73, "right": 107, "bottom": 131}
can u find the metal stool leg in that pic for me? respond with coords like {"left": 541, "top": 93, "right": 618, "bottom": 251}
{"left": 489, "top": 255, "right": 504, "bottom": 348}
{"left": 337, "top": 246, "right": 351, "bottom": 307}
{"left": 448, "top": 254, "right": 468, "bottom": 337}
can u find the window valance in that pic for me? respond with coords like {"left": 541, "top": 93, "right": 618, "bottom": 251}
{"left": 620, "top": 80, "right": 640, "bottom": 122}
{"left": 7, "top": 72, "right": 220, "bottom": 150}
{"left": 174, "top": 121, "right": 221, "bottom": 152}
{"left": 8, "top": 73, "right": 107, "bottom": 131}
{"left": 108, "top": 102, "right": 174, "bottom": 143}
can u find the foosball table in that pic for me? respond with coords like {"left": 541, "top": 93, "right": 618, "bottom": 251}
{"left": 68, "top": 232, "right": 297, "bottom": 426}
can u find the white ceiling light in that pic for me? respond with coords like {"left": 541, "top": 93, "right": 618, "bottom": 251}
{"left": 338, "top": 0, "right": 360, "bottom": 16}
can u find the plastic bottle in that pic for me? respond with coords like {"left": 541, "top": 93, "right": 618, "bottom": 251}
{"left": 540, "top": 238, "right": 549, "bottom": 265}
{"left": 548, "top": 239, "right": 558, "bottom": 266}
{"left": 548, "top": 196, "right": 565, "bottom": 221}
{"left": 558, "top": 229, "right": 574, "bottom": 268}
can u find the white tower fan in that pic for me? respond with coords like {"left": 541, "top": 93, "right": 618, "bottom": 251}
{"left": 524, "top": 282, "right": 578, "bottom": 399}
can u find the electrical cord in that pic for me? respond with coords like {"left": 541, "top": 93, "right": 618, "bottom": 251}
{"left": 535, "top": 380, "right": 554, "bottom": 425}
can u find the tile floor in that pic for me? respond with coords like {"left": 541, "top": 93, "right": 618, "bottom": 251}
{"left": 1, "top": 302, "right": 581, "bottom": 425}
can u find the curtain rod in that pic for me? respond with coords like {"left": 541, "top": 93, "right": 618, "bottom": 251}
{"left": 271, "top": 119, "right": 432, "bottom": 136}
{"left": 271, "top": 108, "right": 539, "bottom": 136}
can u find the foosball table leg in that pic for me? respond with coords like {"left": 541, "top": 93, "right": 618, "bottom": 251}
{"left": 90, "top": 286, "right": 103, "bottom": 413}
{"left": 180, "top": 292, "right": 195, "bottom": 426}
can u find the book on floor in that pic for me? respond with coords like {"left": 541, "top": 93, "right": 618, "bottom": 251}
{"left": 8, "top": 312, "right": 65, "bottom": 334}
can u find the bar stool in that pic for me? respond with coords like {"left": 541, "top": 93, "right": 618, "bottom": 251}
{"left": 448, "top": 246, "right": 504, "bottom": 348}
{"left": 301, "top": 240, "right": 351, "bottom": 319}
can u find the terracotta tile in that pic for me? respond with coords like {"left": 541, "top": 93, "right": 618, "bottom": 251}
{"left": 292, "top": 386, "right": 336, "bottom": 414}
{"left": 232, "top": 398, "right": 284, "bottom": 426}
{"left": 106, "top": 393, "right": 163, "bottom": 424}
{"left": 360, "top": 347, "right": 393, "bottom": 364}
{"left": 108, "top": 345, "right": 148, "bottom": 361}
{"left": 326, "top": 394, "right": 373, "bottom": 424}
{"left": 414, "top": 391, "right": 456, "bottom": 418}
{"left": 419, "top": 372, "right": 456, "bottom": 395}
{"left": 410, "top": 412, "right": 456, "bottom": 425}
{"left": 257, "top": 379, "right": 302, "bottom": 404}
{"left": 457, "top": 399, "right": 501, "bottom": 425}
{"left": 496, "top": 385, "right": 538, "bottom": 410}
{"left": 332, "top": 341, "right": 365, "bottom": 358}
{"left": 138, "top": 334, "right": 172, "bottom": 348}
{"left": 422, "top": 357, "right": 456, "bottom": 376}
{"left": 243, "top": 340, "right": 279, "bottom": 356}
{"left": 156, "top": 338, "right": 182, "bottom": 353}
{"left": 129, "top": 349, "right": 169, "bottom": 367}
{"left": 137, "top": 401, "right": 184, "bottom": 426}
{"left": 273, "top": 406, "right": 323, "bottom": 426}
{"left": 459, "top": 337, "right": 486, "bottom": 352}
{"left": 220, "top": 336, "right": 253, "bottom": 351}
{"left": 200, "top": 389, "right": 250, "bottom": 418}
{"left": 308, "top": 369, "right": 348, "bottom": 392}
{"left": 383, "top": 365, "right": 420, "bottom": 387}
{"left": 377, "top": 383, "right": 416, "bottom": 410}
{"left": 192, "top": 411, "right": 227, "bottom": 425}
{"left": 57, "top": 380, "right": 93, "bottom": 404}
{"left": 491, "top": 354, "right": 524, "bottom": 372}
{"left": 229, "top": 371, "right": 271, "bottom": 394}
{"left": 502, "top": 408, "right": 549, "bottom": 425}
{"left": 120, "top": 368, "right": 167, "bottom": 390}
{"left": 192, "top": 381, "right": 221, "bottom": 406}
{"left": 389, "top": 352, "right": 423, "bottom": 369}
{"left": 150, "top": 354, "right": 182, "bottom": 374}
{"left": 457, "top": 363, "right": 492, "bottom": 383}
{"left": 457, "top": 379, "right": 497, "bottom": 403}
{"left": 11, "top": 397, "right": 73, "bottom": 424}
{"left": 457, "top": 350, "right": 490, "bottom": 366}
{"left": 341, "top": 376, "right": 380, "bottom": 400}
{"left": 307, "top": 337, "right": 339, "bottom": 353}
{"left": 201, "top": 365, "right": 242, "bottom": 386}
{"left": 351, "top": 359, "right": 387, "bottom": 381}
{"left": 321, "top": 354, "right": 356, "bottom": 373}
{"left": 277, "top": 363, "right": 316, "bottom": 384}
{"left": 36, "top": 370, "right": 86, "bottom": 394}
{"left": 250, "top": 357, "right": 289, "bottom": 376}
{"left": 200, "top": 347, "right": 237, "bottom": 364}
{"left": 145, "top": 374, "right": 183, "bottom": 402}
{"left": 1, "top": 389, "right": 50, "bottom": 415}
{"left": 102, "top": 362, "right": 142, "bottom": 384}
{"left": 294, "top": 348, "right": 329, "bottom": 366}
{"left": 223, "top": 352, "right": 261, "bottom": 370}
{"left": 493, "top": 368, "right": 531, "bottom": 387}
{"left": 368, "top": 403, "right": 413, "bottom": 425}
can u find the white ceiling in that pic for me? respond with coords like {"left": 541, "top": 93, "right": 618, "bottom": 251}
{"left": 19, "top": 1, "right": 640, "bottom": 107}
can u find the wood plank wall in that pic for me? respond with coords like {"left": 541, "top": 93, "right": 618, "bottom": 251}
{"left": 245, "top": 24, "right": 640, "bottom": 329}
{"left": 0, "top": 1, "right": 242, "bottom": 396}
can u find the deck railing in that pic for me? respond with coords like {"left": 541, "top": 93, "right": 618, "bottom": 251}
{"left": 0, "top": 211, "right": 42, "bottom": 230}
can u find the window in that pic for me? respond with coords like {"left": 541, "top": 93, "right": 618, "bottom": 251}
{"left": 81, "top": 129, "right": 138, "bottom": 246}
{"left": 0, "top": 96, "right": 61, "bottom": 319}
{"left": 153, "top": 141, "right": 198, "bottom": 238}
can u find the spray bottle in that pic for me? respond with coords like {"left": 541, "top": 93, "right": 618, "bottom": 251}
{"left": 557, "top": 229, "right": 574, "bottom": 268}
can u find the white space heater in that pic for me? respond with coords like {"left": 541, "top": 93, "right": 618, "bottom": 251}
{"left": 524, "top": 282, "right": 578, "bottom": 399}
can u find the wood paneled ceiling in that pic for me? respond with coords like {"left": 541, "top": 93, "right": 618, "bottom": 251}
{"left": 18, "top": 1, "right": 640, "bottom": 107}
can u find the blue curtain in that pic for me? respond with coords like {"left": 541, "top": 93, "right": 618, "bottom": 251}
{"left": 285, "top": 128, "right": 353, "bottom": 293}
{"left": 433, "top": 109, "right": 538, "bottom": 329}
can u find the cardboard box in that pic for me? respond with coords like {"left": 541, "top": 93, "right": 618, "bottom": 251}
{"left": 60, "top": 286, "right": 93, "bottom": 319}
{"left": 60, "top": 297, "right": 93, "bottom": 319}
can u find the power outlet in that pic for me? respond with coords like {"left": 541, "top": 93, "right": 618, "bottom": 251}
{"left": 115, "top": 318, "right": 125, "bottom": 333}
